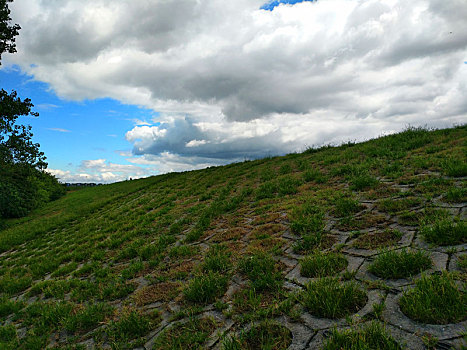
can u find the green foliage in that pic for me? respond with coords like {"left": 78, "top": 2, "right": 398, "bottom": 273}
{"left": 442, "top": 158, "right": 467, "bottom": 177}
{"left": 399, "top": 273, "right": 467, "bottom": 324}
{"left": 368, "top": 249, "right": 432, "bottom": 279}
{"left": 301, "top": 277, "right": 367, "bottom": 319}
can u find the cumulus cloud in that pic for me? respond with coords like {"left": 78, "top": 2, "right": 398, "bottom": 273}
{"left": 6, "top": 0, "right": 467, "bottom": 173}
{"left": 48, "top": 159, "right": 151, "bottom": 183}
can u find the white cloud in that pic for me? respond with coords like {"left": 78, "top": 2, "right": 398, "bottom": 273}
{"left": 47, "top": 127, "right": 71, "bottom": 133}
{"left": 6, "top": 0, "right": 467, "bottom": 175}
{"left": 48, "top": 159, "right": 152, "bottom": 183}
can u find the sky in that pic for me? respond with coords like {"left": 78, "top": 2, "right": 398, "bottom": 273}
{"left": 2, "top": 0, "right": 467, "bottom": 183}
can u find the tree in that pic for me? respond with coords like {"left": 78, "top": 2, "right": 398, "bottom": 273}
{"left": 0, "top": 0, "right": 20, "bottom": 62}
{"left": 0, "top": 0, "right": 64, "bottom": 219}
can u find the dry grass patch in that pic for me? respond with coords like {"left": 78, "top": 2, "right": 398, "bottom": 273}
{"left": 134, "top": 282, "right": 181, "bottom": 306}
{"left": 352, "top": 229, "right": 403, "bottom": 250}
{"left": 336, "top": 213, "right": 387, "bottom": 231}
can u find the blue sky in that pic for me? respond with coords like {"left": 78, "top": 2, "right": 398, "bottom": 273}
{"left": 261, "top": 0, "right": 314, "bottom": 11}
{"left": 3, "top": 0, "right": 466, "bottom": 182}
{"left": 1, "top": 67, "right": 157, "bottom": 179}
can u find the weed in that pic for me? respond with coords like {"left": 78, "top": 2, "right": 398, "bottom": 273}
{"left": 300, "top": 251, "right": 348, "bottom": 278}
{"left": 322, "top": 321, "right": 401, "bottom": 350}
{"left": 421, "top": 333, "right": 439, "bottom": 349}
{"left": 184, "top": 272, "right": 228, "bottom": 304}
{"left": 399, "top": 272, "right": 467, "bottom": 324}
{"left": 368, "top": 249, "right": 432, "bottom": 279}
{"left": 301, "top": 277, "right": 367, "bottom": 319}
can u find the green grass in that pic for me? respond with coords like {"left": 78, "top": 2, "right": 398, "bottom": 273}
{"left": 222, "top": 320, "right": 292, "bottom": 350}
{"left": 399, "top": 273, "right": 467, "bottom": 324}
{"left": 322, "top": 322, "right": 401, "bottom": 350}
{"left": 300, "top": 251, "right": 348, "bottom": 278}
{"left": 301, "top": 277, "right": 367, "bottom": 319}
{"left": 238, "top": 253, "right": 283, "bottom": 291}
{"left": 183, "top": 272, "right": 229, "bottom": 304}
{"left": 420, "top": 218, "right": 466, "bottom": 246}
{"left": 152, "top": 317, "right": 217, "bottom": 350}
{"left": 368, "top": 249, "right": 432, "bottom": 279}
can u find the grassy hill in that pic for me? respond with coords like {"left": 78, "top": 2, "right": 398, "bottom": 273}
{"left": 0, "top": 125, "right": 466, "bottom": 349}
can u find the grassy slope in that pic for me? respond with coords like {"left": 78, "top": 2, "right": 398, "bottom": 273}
{"left": 0, "top": 125, "right": 466, "bottom": 349}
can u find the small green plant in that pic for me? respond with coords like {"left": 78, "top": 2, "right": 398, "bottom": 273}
{"left": 322, "top": 321, "right": 401, "bottom": 350}
{"left": 184, "top": 272, "right": 228, "bottom": 304}
{"left": 368, "top": 249, "right": 432, "bottom": 279}
{"left": 420, "top": 218, "right": 466, "bottom": 246}
{"left": 300, "top": 251, "right": 348, "bottom": 278}
{"left": 399, "top": 272, "right": 467, "bottom": 324}
{"left": 372, "top": 300, "right": 385, "bottom": 320}
{"left": 301, "top": 277, "right": 367, "bottom": 319}
{"left": 421, "top": 333, "right": 439, "bottom": 349}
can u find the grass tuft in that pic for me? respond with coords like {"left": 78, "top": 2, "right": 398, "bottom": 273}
{"left": 300, "top": 251, "right": 348, "bottom": 278}
{"left": 399, "top": 272, "right": 467, "bottom": 324}
{"left": 368, "top": 249, "right": 432, "bottom": 279}
{"left": 322, "top": 321, "right": 401, "bottom": 350}
{"left": 183, "top": 272, "right": 228, "bottom": 304}
{"left": 301, "top": 277, "right": 367, "bottom": 319}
